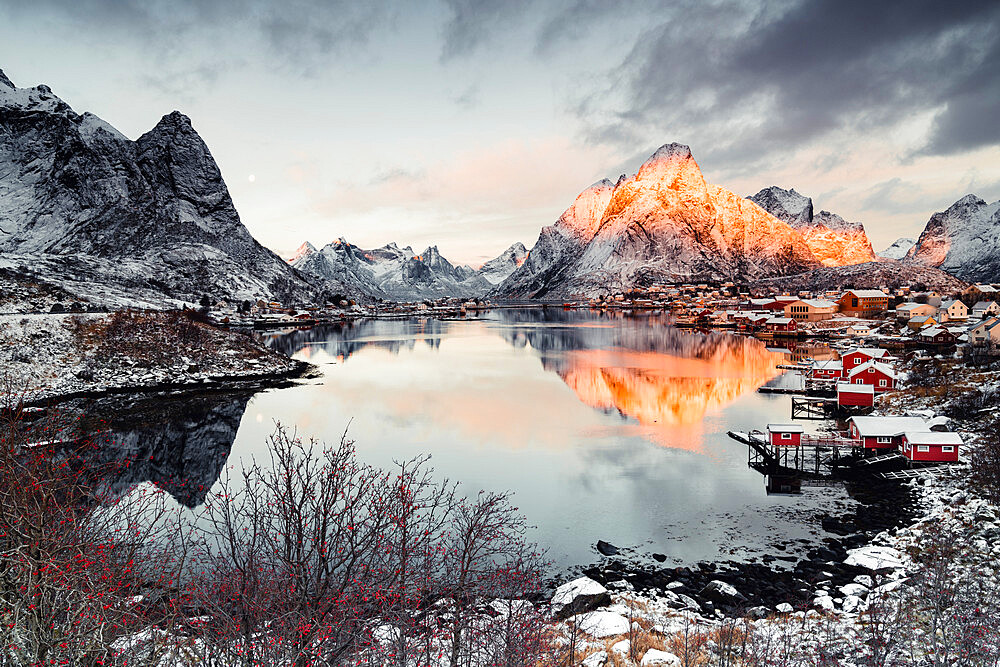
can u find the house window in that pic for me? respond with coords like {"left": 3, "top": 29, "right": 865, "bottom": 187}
{"left": 879, "top": 379, "right": 887, "bottom": 387}
{"left": 855, "top": 379, "right": 863, "bottom": 384}
{"left": 917, "top": 445, "right": 930, "bottom": 452}
{"left": 877, "top": 437, "right": 891, "bottom": 443}
{"left": 942, "top": 446, "right": 955, "bottom": 452}
{"left": 781, "top": 433, "right": 791, "bottom": 440}
{"left": 868, "top": 368, "right": 874, "bottom": 373}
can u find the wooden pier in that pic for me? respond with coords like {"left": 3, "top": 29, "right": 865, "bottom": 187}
{"left": 728, "top": 430, "right": 854, "bottom": 477}
{"left": 790, "top": 395, "right": 874, "bottom": 419}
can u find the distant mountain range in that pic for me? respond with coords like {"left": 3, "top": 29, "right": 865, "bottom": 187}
{"left": 287, "top": 239, "right": 527, "bottom": 301}
{"left": 1, "top": 67, "right": 996, "bottom": 308}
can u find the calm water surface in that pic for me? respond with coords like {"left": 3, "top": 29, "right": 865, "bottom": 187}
{"left": 227, "top": 308, "right": 851, "bottom": 569}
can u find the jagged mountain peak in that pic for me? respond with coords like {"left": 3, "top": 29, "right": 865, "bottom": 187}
{"left": 906, "top": 194, "right": 1000, "bottom": 282}
{"left": 288, "top": 241, "right": 317, "bottom": 263}
{"left": 877, "top": 237, "right": 916, "bottom": 260}
{"left": 749, "top": 186, "right": 813, "bottom": 225}
{"left": 634, "top": 142, "right": 705, "bottom": 194}
{"left": 0, "top": 73, "right": 319, "bottom": 305}
{"left": 749, "top": 187, "right": 873, "bottom": 266}
{"left": 642, "top": 142, "right": 693, "bottom": 165}
{"left": 0, "top": 69, "right": 14, "bottom": 89}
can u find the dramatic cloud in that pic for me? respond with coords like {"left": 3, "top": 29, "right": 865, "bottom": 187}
{"left": 1, "top": 0, "right": 393, "bottom": 75}
{"left": 582, "top": 0, "right": 1000, "bottom": 159}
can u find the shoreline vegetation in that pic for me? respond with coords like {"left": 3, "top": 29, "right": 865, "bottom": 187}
{"left": 4, "top": 308, "right": 1000, "bottom": 664}
{"left": 0, "top": 310, "right": 316, "bottom": 409}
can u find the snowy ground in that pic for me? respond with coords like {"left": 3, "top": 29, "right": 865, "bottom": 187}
{"left": 0, "top": 311, "right": 305, "bottom": 407}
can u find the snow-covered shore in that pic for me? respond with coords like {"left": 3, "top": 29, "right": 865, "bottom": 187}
{"left": 543, "top": 360, "right": 1000, "bottom": 665}
{"left": 0, "top": 311, "right": 310, "bottom": 408}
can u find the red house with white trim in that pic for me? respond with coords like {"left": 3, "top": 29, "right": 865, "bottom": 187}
{"left": 765, "top": 317, "right": 797, "bottom": 333}
{"left": 847, "top": 360, "right": 899, "bottom": 392}
{"left": 848, "top": 416, "right": 929, "bottom": 450}
{"left": 766, "top": 423, "right": 804, "bottom": 446}
{"left": 837, "top": 382, "right": 874, "bottom": 408}
{"left": 841, "top": 347, "right": 890, "bottom": 375}
{"left": 901, "top": 431, "right": 961, "bottom": 463}
{"left": 810, "top": 359, "right": 844, "bottom": 380}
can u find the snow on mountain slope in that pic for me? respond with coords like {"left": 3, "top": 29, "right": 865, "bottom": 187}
{"left": 291, "top": 238, "right": 497, "bottom": 301}
{"left": 495, "top": 144, "right": 821, "bottom": 299}
{"left": 749, "top": 186, "right": 875, "bottom": 266}
{"left": 905, "top": 195, "right": 1000, "bottom": 282}
{"left": 0, "top": 68, "right": 319, "bottom": 307}
{"left": 877, "top": 238, "right": 916, "bottom": 260}
{"left": 478, "top": 242, "right": 528, "bottom": 285}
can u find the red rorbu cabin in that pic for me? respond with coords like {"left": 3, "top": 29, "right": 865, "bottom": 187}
{"left": 847, "top": 360, "right": 898, "bottom": 392}
{"left": 810, "top": 359, "right": 844, "bottom": 380}
{"left": 766, "top": 423, "right": 804, "bottom": 447}
{"left": 837, "top": 382, "right": 874, "bottom": 408}
{"left": 841, "top": 347, "right": 889, "bottom": 374}
{"left": 847, "top": 416, "right": 929, "bottom": 450}
{"left": 901, "top": 432, "right": 961, "bottom": 463}
{"left": 765, "top": 317, "right": 797, "bottom": 333}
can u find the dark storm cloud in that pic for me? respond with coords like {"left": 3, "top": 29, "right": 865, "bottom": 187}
{"left": 2, "top": 0, "right": 392, "bottom": 74}
{"left": 596, "top": 0, "right": 1000, "bottom": 159}
{"left": 439, "top": 0, "right": 534, "bottom": 60}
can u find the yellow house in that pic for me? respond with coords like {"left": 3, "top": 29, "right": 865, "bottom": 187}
{"left": 908, "top": 315, "right": 937, "bottom": 331}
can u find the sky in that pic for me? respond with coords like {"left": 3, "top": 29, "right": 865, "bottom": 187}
{"left": 2, "top": 0, "right": 999, "bottom": 266}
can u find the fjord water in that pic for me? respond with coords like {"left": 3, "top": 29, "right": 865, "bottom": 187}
{"left": 220, "top": 308, "right": 853, "bottom": 570}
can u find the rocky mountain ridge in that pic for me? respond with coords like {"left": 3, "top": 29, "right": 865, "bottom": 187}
{"left": 748, "top": 186, "right": 876, "bottom": 267}
{"left": 289, "top": 238, "right": 527, "bottom": 301}
{"left": 904, "top": 194, "right": 1000, "bottom": 283}
{"left": 494, "top": 144, "right": 830, "bottom": 298}
{"left": 0, "top": 68, "right": 319, "bottom": 308}
{"left": 878, "top": 238, "right": 917, "bottom": 261}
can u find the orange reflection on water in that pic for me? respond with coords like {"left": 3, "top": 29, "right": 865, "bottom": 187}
{"left": 558, "top": 342, "right": 785, "bottom": 452}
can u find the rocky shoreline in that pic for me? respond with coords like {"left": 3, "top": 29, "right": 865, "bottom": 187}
{"left": 553, "top": 476, "right": 920, "bottom": 617}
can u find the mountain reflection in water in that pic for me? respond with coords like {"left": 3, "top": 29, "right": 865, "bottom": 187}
{"left": 50, "top": 391, "right": 251, "bottom": 507}
{"left": 262, "top": 309, "right": 785, "bottom": 452}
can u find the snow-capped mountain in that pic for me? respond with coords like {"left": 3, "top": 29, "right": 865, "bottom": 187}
{"left": 905, "top": 195, "right": 1000, "bottom": 282}
{"left": 478, "top": 242, "right": 528, "bottom": 285}
{"left": 494, "top": 144, "right": 823, "bottom": 298}
{"left": 0, "top": 69, "right": 318, "bottom": 307}
{"left": 290, "top": 239, "right": 496, "bottom": 301}
{"left": 877, "top": 238, "right": 916, "bottom": 261}
{"left": 749, "top": 186, "right": 875, "bottom": 266}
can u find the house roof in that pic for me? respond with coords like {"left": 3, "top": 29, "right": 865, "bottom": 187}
{"left": 903, "top": 431, "right": 963, "bottom": 446}
{"left": 897, "top": 302, "right": 933, "bottom": 312}
{"left": 974, "top": 284, "right": 999, "bottom": 293}
{"left": 849, "top": 416, "right": 929, "bottom": 437}
{"left": 766, "top": 317, "right": 794, "bottom": 324}
{"left": 844, "top": 289, "right": 889, "bottom": 299}
{"left": 941, "top": 299, "right": 964, "bottom": 310}
{"left": 848, "top": 360, "right": 899, "bottom": 379}
{"left": 801, "top": 299, "right": 837, "bottom": 308}
{"left": 814, "top": 359, "right": 843, "bottom": 370}
{"left": 973, "top": 301, "right": 997, "bottom": 309}
{"left": 845, "top": 347, "right": 889, "bottom": 358}
{"left": 767, "top": 423, "right": 805, "bottom": 433}
{"left": 837, "top": 382, "right": 875, "bottom": 394}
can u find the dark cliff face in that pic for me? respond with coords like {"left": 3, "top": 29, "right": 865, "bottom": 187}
{"left": 906, "top": 194, "right": 1000, "bottom": 282}
{"left": 0, "top": 70, "right": 317, "bottom": 305}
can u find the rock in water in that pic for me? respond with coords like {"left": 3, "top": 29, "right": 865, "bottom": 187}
{"left": 596, "top": 540, "right": 620, "bottom": 556}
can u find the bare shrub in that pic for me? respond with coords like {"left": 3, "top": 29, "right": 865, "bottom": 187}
{"left": 183, "top": 423, "right": 546, "bottom": 667}
{"left": 0, "top": 403, "right": 174, "bottom": 665}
